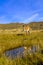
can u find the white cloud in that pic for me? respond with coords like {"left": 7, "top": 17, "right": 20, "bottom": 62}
{"left": 23, "top": 13, "right": 39, "bottom": 23}
{"left": 39, "top": 17, "right": 43, "bottom": 21}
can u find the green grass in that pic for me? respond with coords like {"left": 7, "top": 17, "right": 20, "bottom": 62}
{"left": 0, "top": 32, "right": 43, "bottom": 55}
{"left": 0, "top": 31, "right": 43, "bottom": 65}
{"left": 0, "top": 53, "right": 43, "bottom": 65}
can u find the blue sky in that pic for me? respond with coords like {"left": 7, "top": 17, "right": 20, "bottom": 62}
{"left": 0, "top": 0, "right": 43, "bottom": 24}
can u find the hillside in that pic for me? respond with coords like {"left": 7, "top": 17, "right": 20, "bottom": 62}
{"left": 0, "top": 22, "right": 43, "bottom": 30}
{"left": 29, "top": 22, "right": 43, "bottom": 30}
{"left": 0, "top": 23, "right": 24, "bottom": 30}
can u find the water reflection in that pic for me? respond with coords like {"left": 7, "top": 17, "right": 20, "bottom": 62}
{"left": 4, "top": 47, "right": 24, "bottom": 59}
{"left": 4, "top": 45, "right": 41, "bottom": 59}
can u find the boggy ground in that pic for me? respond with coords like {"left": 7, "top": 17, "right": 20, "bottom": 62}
{"left": 0, "top": 31, "right": 43, "bottom": 65}
{"left": 0, "top": 32, "right": 43, "bottom": 55}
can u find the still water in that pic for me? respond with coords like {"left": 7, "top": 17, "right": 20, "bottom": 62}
{"left": 4, "top": 46, "right": 40, "bottom": 59}
{"left": 4, "top": 47, "right": 24, "bottom": 59}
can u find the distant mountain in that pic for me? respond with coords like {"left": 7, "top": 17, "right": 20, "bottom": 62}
{"left": 0, "top": 22, "right": 43, "bottom": 30}
{"left": 0, "top": 23, "right": 24, "bottom": 30}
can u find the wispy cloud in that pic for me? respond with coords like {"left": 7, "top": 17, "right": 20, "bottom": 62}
{"left": 39, "top": 17, "right": 43, "bottom": 21}
{"left": 23, "top": 13, "right": 39, "bottom": 23}
{"left": 0, "top": 0, "right": 43, "bottom": 24}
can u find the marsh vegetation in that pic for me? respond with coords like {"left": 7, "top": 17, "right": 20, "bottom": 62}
{"left": 0, "top": 31, "right": 43, "bottom": 65}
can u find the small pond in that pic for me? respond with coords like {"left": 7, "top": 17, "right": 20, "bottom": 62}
{"left": 4, "top": 45, "right": 41, "bottom": 59}
{"left": 4, "top": 47, "right": 24, "bottom": 59}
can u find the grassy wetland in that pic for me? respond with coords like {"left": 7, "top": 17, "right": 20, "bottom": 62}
{"left": 0, "top": 32, "right": 43, "bottom": 65}
{"left": 0, "top": 22, "right": 43, "bottom": 65}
